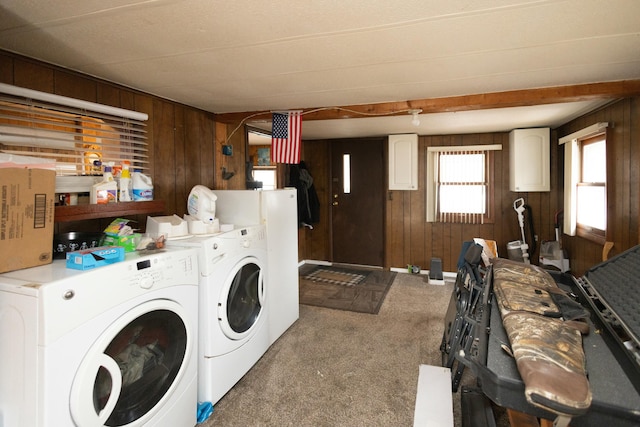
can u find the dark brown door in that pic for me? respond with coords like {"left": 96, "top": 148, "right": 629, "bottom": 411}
{"left": 330, "top": 138, "right": 385, "bottom": 266}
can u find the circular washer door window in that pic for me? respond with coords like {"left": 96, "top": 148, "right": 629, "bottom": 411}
{"left": 70, "top": 300, "right": 191, "bottom": 426}
{"left": 218, "top": 256, "right": 265, "bottom": 340}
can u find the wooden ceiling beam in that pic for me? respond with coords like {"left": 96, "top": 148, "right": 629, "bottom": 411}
{"left": 213, "top": 80, "right": 640, "bottom": 124}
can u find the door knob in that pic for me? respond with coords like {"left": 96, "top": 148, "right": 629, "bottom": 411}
{"left": 332, "top": 201, "right": 339, "bottom": 206}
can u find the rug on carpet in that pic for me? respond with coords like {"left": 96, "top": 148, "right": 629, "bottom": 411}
{"left": 298, "top": 265, "right": 397, "bottom": 314}
{"left": 302, "top": 267, "right": 368, "bottom": 286}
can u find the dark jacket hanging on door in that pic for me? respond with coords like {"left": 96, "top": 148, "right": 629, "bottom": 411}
{"left": 288, "top": 162, "right": 320, "bottom": 228}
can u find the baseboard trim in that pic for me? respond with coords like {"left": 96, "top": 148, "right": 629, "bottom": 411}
{"left": 299, "top": 260, "right": 455, "bottom": 279}
{"left": 390, "top": 266, "right": 456, "bottom": 279}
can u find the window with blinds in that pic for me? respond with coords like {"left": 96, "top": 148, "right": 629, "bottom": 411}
{"left": 0, "top": 83, "right": 148, "bottom": 176}
{"left": 426, "top": 144, "right": 501, "bottom": 224}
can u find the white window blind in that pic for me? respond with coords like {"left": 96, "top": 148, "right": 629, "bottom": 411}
{"left": 0, "top": 83, "right": 148, "bottom": 176}
{"left": 426, "top": 144, "right": 501, "bottom": 224}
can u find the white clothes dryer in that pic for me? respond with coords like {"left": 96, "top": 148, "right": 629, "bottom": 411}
{"left": 166, "top": 225, "right": 270, "bottom": 405}
{"left": 0, "top": 248, "right": 199, "bottom": 427}
{"left": 213, "top": 189, "right": 300, "bottom": 346}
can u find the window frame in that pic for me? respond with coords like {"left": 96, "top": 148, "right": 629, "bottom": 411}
{"left": 252, "top": 166, "right": 277, "bottom": 190}
{"left": 560, "top": 122, "right": 609, "bottom": 243}
{"left": 575, "top": 134, "right": 607, "bottom": 244}
{"left": 426, "top": 144, "right": 501, "bottom": 224}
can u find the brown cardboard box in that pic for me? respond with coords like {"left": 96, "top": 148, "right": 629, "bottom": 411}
{"left": 0, "top": 168, "right": 56, "bottom": 273}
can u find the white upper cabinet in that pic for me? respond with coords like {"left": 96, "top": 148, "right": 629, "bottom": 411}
{"left": 389, "top": 134, "right": 418, "bottom": 190}
{"left": 509, "top": 128, "right": 550, "bottom": 192}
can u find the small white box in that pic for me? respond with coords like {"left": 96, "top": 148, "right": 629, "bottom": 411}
{"left": 146, "top": 215, "right": 189, "bottom": 239}
{"left": 184, "top": 214, "right": 220, "bottom": 235}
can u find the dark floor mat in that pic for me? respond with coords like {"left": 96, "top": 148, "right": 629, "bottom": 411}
{"left": 298, "top": 265, "right": 396, "bottom": 314}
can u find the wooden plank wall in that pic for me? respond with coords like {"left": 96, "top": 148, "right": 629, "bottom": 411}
{"left": 302, "top": 133, "right": 559, "bottom": 273}
{"left": 0, "top": 50, "right": 225, "bottom": 234}
{"left": 557, "top": 97, "right": 640, "bottom": 276}
{"left": 301, "top": 100, "right": 639, "bottom": 276}
{"left": 296, "top": 140, "right": 331, "bottom": 262}
{"left": 386, "top": 132, "right": 558, "bottom": 273}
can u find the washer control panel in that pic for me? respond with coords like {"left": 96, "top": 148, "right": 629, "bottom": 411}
{"left": 120, "top": 250, "right": 198, "bottom": 289}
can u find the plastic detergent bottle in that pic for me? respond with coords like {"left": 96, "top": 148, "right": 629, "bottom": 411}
{"left": 90, "top": 163, "right": 118, "bottom": 204}
{"left": 132, "top": 170, "right": 154, "bottom": 201}
{"left": 119, "top": 161, "right": 132, "bottom": 202}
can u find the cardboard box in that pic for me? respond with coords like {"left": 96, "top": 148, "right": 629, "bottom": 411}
{"left": 0, "top": 168, "right": 56, "bottom": 273}
{"left": 65, "top": 246, "right": 125, "bottom": 270}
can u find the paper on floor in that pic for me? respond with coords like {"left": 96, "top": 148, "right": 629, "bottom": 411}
{"left": 413, "top": 364, "right": 453, "bottom": 427}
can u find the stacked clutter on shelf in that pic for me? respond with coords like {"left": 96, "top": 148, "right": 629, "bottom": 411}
{"left": 90, "top": 162, "right": 117, "bottom": 204}
{"left": 85, "top": 161, "right": 152, "bottom": 205}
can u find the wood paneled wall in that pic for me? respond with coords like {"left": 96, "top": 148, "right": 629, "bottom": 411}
{"left": 301, "top": 133, "right": 561, "bottom": 272}
{"left": 0, "top": 50, "right": 229, "bottom": 233}
{"left": 295, "top": 140, "right": 331, "bottom": 262}
{"left": 386, "top": 132, "right": 562, "bottom": 273}
{"left": 301, "top": 99, "right": 639, "bottom": 276}
{"left": 4, "top": 52, "right": 637, "bottom": 275}
{"left": 557, "top": 97, "right": 640, "bottom": 276}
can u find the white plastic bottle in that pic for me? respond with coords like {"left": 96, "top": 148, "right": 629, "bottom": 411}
{"left": 119, "top": 162, "right": 132, "bottom": 202}
{"left": 90, "top": 164, "right": 118, "bottom": 204}
{"left": 132, "top": 170, "right": 154, "bottom": 201}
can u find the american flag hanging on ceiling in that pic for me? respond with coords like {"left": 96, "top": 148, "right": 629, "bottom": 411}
{"left": 271, "top": 111, "right": 302, "bottom": 164}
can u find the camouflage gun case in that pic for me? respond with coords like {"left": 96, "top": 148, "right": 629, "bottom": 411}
{"left": 492, "top": 258, "right": 592, "bottom": 417}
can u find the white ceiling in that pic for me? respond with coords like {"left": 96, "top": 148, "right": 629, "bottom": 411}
{"left": 2, "top": 0, "right": 639, "bottom": 139}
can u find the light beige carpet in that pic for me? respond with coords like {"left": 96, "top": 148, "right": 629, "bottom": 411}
{"left": 200, "top": 271, "right": 509, "bottom": 426}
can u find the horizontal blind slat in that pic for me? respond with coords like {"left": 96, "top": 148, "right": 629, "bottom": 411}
{"left": 0, "top": 84, "right": 149, "bottom": 176}
{"left": 435, "top": 147, "right": 490, "bottom": 225}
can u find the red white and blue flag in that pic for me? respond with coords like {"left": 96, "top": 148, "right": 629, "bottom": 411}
{"left": 271, "top": 111, "right": 302, "bottom": 164}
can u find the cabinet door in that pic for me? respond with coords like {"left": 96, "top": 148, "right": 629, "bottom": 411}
{"left": 389, "top": 134, "right": 418, "bottom": 190}
{"left": 509, "top": 128, "right": 550, "bottom": 192}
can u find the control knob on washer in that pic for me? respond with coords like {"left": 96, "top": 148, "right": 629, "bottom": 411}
{"left": 138, "top": 273, "right": 155, "bottom": 289}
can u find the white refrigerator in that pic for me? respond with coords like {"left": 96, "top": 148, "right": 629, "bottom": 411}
{"left": 213, "top": 189, "right": 300, "bottom": 346}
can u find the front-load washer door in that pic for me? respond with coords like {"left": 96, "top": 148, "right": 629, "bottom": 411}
{"left": 218, "top": 256, "right": 265, "bottom": 340}
{"left": 70, "top": 299, "right": 192, "bottom": 427}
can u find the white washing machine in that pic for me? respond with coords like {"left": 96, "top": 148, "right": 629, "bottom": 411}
{"left": 0, "top": 248, "right": 199, "bottom": 427}
{"left": 213, "top": 189, "right": 300, "bottom": 346}
{"left": 166, "top": 224, "right": 270, "bottom": 405}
